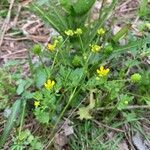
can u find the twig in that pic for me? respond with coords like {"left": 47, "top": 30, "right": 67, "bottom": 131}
{"left": 93, "top": 119, "right": 125, "bottom": 133}
{"left": 116, "top": 0, "right": 131, "bottom": 10}
{"left": 97, "top": 105, "right": 150, "bottom": 111}
{"left": 1, "top": 49, "right": 27, "bottom": 58}
{"left": 4, "top": 35, "right": 49, "bottom": 42}
{"left": 4, "top": 37, "right": 29, "bottom": 41}
{"left": 120, "top": 8, "right": 137, "bottom": 13}
{"left": 124, "top": 123, "right": 136, "bottom": 150}
{"left": 0, "top": 0, "right": 15, "bottom": 52}
{"left": 12, "top": 4, "right": 22, "bottom": 27}
{"left": 3, "top": 56, "right": 28, "bottom": 59}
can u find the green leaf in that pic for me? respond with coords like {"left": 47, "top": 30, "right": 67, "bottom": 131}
{"left": 139, "top": 0, "right": 149, "bottom": 18}
{"left": 30, "top": 138, "right": 43, "bottom": 150}
{"left": 35, "top": 68, "right": 47, "bottom": 88}
{"left": 0, "top": 99, "right": 21, "bottom": 148}
{"left": 123, "top": 112, "right": 137, "bottom": 122}
{"left": 33, "top": 91, "right": 43, "bottom": 101}
{"left": 60, "top": 0, "right": 96, "bottom": 16}
{"left": 77, "top": 107, "right": 92, "bottom": 120}
{"left": 106, "top": 37, "right": 150, "bottom": 61}
{"left": 18, "top": 130, "right": 30, "bottom": 141}
{"left": 72, "top": 0, "right": 96, "bottom": 16}
{"left": 16, "top": 79, "right": 27, "bottom": 95}
{"left": 35, "top": 109, "right": 50, "bottom": 124}
{"left": 58, "top": 66, "right": 85, "bottom": 88}
{"left": 60, "top": 0, "right": 72, "bottom": 13}
{"left": 69, "top": 68, "right": 85, "bottom": 87}
{"left": 117, "top": 94, "right": 134, "bottom": 110}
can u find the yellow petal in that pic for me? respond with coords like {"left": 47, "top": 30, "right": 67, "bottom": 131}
{"left": 100, "top": 66, "right": 104, "bottom": 71}
{"left": 97, "top": 69, "right": 100, "bottom": 74}
{"left": 51, "top": 80, "right": 55, "bottom": 86}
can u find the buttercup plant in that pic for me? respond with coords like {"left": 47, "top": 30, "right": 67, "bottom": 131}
{"left": 0, "top": 1, "right": 149, "bottom": 149}
{"left": 24, "top": 0, "right": 150, "bottom": 147}
{"left": 29, "top": 0, "right": 149, "bottom": 127}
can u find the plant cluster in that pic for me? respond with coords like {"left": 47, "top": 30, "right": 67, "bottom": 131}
{"left": 0, "top": 0, "right": 150, "bottom": 149}
{"left": 29, "top": 0, "right": 149, "bottom": 124}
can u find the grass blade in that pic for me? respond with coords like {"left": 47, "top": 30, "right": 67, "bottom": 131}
{"left": 30, "top": 3, "right": 68, "bottom": 36}
{"left": 83, "top": 0, "right": 118, "bottom": 50}
{"left": 0, "top": 99, "right": 21, "bottom": 148}
{"left": 112, "top": 24, "right": 132, "bottom": 42}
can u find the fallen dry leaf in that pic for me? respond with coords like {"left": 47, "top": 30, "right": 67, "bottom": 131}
{"left": 118, "top": 140, "right": 129, "bottom": 150}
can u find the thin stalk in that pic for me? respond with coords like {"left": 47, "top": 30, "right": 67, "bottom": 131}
{"left": 27, "top": 50, "right": 34, "bottom": 77}
{"left": 79, "top": 35, "right": 84, "bottom": 52}
{"left": 38, "top": 55, "right": 49, "bottom": 78}
{"left": 58, "top": 49, "right": 67, "bottom": 66}
{"left": 98, "top": 0, "right": 105, "bottom": 19}
{"left": 45, "top": 87, "right": 77, "bottom": 149}
{"left": 51, "top": 48, "right": 59, "bottom": 70}
{"left": 85, "top": 52, "right": 92, "bottom": 69}
{"left": 83, "top": 52, "right": 92, "bottom": 79}
{"left": 51, "top": 37, "right": 69, "bottom": 70}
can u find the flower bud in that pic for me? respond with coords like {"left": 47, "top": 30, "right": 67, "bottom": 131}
{"left": 131, "top": 73, "right": 141, "bottom": 82}
{"left": 32, "top": 44, "right": 41, "bottom": 55}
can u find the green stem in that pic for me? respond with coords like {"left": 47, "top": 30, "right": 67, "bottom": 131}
{"left": 27, "top": 50, "right": 34, "bottom": 77}
{"left": 39, "top": 55, "right": 49, "bottom": 78}
{"left": 79, "top": 35, "right": 84, "bottom": 52}
{"left": 51, "top": 49, "right": 59, "bottom": 70}
{"left": 51, "top": 37, "right": 69, "bottom": 70}
{"left": 47, "top": 87, "right": 77, "bottom": 147}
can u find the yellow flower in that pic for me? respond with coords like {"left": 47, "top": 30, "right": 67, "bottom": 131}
{"left": 47, "top": 44, "right": 55, "bottom": 51}
{"left": 97, "top": 28, "right": 105, "bottom": 36}
{"left": 90, "top": 44, "right": 101, "bottom": 53}
{"left": 44, "top": 79, "right": 55, "bottom": 90}
{"left": 74, "top": 28, "right": 83, "bottom": 35}
{"left": 47, "top": 40, "right": 58, "bottom": 51}
{"left": 34, "top": 101, "right": 40, "bottom": 108}
{"left": 65, "top": 29, "right": 74, "bottom": 36}
{"left": 97, "top": 66, "right": 110, "bottom": 77}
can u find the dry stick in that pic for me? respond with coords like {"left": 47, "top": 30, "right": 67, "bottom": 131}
{"left": 124, "top": 123, "right": 136, "bottom": 150}
{"left": 13, "top": 4, "right": 22, "bottom": 27}
{"left": 1, "top": 49, "right": 27, "bottom": 59}
{"left": 0, "top": 0, "right": 15, "bottom": 52}
{"left": 93, "top": 119, "right": 125, "bottom": 133}
{"left": 120, "top": 8, "right": 137, "bottom": 13}
{"left": 4, "top": 35, "right": 49, "bottom": 42}
{"left": 4, "top": 37, "right": 29, "bottom": 41}
{"left": 116, "top": 0, "right": 131, "bottom": 10}
{"left": 97, "top": 105, "right": 150, "bottom": 111}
